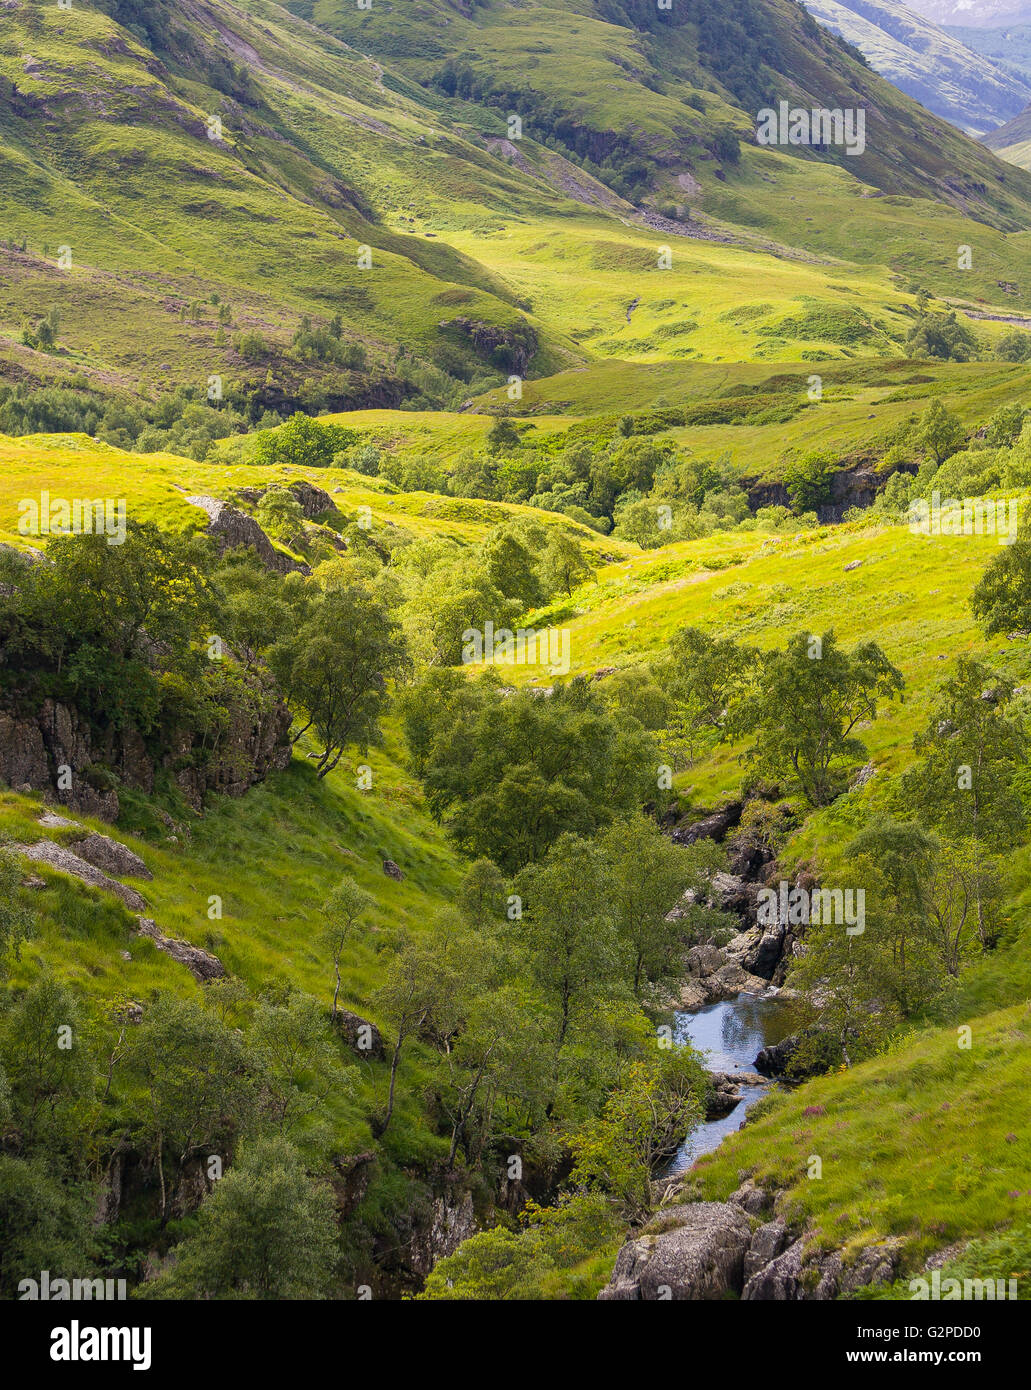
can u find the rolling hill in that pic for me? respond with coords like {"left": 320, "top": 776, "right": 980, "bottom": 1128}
{"left": 2, "top": 0, "right": 1031, "bottom": 422}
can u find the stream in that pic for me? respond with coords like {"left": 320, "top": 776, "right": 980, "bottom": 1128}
{"left": 668, "top": 993, "right": 796, "bottom": 1173}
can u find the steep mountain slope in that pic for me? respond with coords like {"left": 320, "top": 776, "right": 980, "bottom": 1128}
{"left": 804, "top": 0, "right": 1031, "bottom": 133}
{"left": 951, "top": 20, "right": 1031, "bottom": 86}
{"left": 3, "top": 0, "right": 1031, "bottom": 417}
{"left": 298, "top": 0, "right": 1031, "bottom": 219}
{"left": 982, "top": 98, "right": 1031, "bottom": 162}
{"left": 0, "top": 0, "right": 582, "bottom": 408}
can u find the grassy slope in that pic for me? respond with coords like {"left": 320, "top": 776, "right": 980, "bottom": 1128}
{"left": 0, "top": 728, "right": 464, "bottom": 1171}
{"left": 0, "top": 0, "right": 578, "bottom": 392}
{"left": 3, "top": 429, "right": 1030, "bottom": 1294}
{"left": 686, "top": 998, "right": 1031, "bottom": 1273}
{"left": 2, "top": 0, "right": 1031, "bottom": 408}
{"left": 308, "top": 359, "right": 1031, "bottom": 490}
{"left": 0, "top": 429, "right": 630, "bottom": 558}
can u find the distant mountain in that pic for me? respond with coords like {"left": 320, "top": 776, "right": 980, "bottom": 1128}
{"left": 945, "top": 20, "right": 1031, "bottom": 87}
{"left": 804, "top": 0, "right": 1031, "bottom": 133}
{"left": 904, "top": 1, "right": 1031, "bottom": 24}
{"left": 981, "top": 95, "right": 1031, "bottom": 164}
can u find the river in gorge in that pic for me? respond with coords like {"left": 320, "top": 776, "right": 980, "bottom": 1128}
{"left": 668, "top": 992, "right": 797, "bottom": 1174}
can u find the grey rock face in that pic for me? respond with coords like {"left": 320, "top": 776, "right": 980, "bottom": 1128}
{"left": 334, "top": 1009, "right": 385, "bottom": 1060}
{"left": 743, "top": 1219, "right": 789, "bottom": 1280}
{"left": 70, "top": 832, "right": 152, "bottom": 881}
{"left": 13, "top": 840, "right": 147, "bottom": 911}
{"left": 598, "top": 1202, "right": 752, "bottom": 1301}
{"left": 136, "top": 918, "right": 225, "bottom": 982}
{"left": 0, "top": 678, "right": 292, "bottom": 821}
{"left": 287, "top": 480, "right": 338, "bottom": 518}
{"left": 187, "top": 495, "right": 308, "bottom": 575}
{"left": 599, "top": 1182, "right": 902, "bottom": 1302}
{"left": 671, "top": 801, "right": 743, "bottom": 846}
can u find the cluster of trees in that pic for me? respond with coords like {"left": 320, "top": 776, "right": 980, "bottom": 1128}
{"left": 791, "top": 653, "right": 1026, "bottom": 1069}
{"left": 0, "top": 958, "right": 353, "bottom": 1299}
{"left": 0, "top": 380, "right": 276, "bottom": 459}
{"left": 339, "top": 416, "right": 758, "bottom": 542}
{"left": 903, "top": 306, "right": 1031, "bottom": 365}
{"left": 603, "top": 623, "right": 905, "bottom": 808}
{"left": 366, "top": 818, "right": 720, "bottom": 1186}
{"left": 371, "top": 518, "right": 592, "bottom": 666}
{"left": 871, "top": 397, "right": 1031, "bottom": 521}
{"left": 338, "top": 389, "right": 1018, "bottom": 546}
{"left": 0, "top": 523, "right": 407, "bottom": 781}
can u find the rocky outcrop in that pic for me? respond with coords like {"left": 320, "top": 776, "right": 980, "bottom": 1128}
{"left": 287, "top": 480, "right": 338, "bottom": 519}
{"left": 705, "top": 1070, "right": 768, "bottom": 1118}
{"left": 136, "top": 918, "right": 225, "bottom": 982}
{"left": 598, "top": 1202, "right": 752, "bottom": 1300}
{"left": 671, "top": 801, "right": 742, "bottom": 847}
{"left": 755, "top": 1035, "right": 800, "bottom": 1077}
{"left": 405, "top": 1185, "right": 478, "bottom": 1280}
{"left": 665, "top": 799, "right": 813, "bottom": 1004}
{"left": 743, "top": 1219, "right": 790, "bottom": 1281}
{"left": 438, "top": 317, "right": 538, "bottom": 374}
{"left": 331, "top": 1152, "right": 376, "bottom": 1218}
{"left": 382, "top": 859, "right": 404, "bottom": 881}
{"left": 233, "top": 480, "right": 339, "bottom": 520}
{"left": 69, "top": 832, "right": 152, "bottom": 881}
{"left": 13, "top": 840, "right": 147, "bottom": 911}
{"left": 334, "top": 1009, "right": 385, "bottom": 1060}
{"left": 599, "top": 1184, "right": 904, "bottom": 1301}
{"left": 187, "top": 495, "right": 309, "bottom": 575}
{"left": 0, "top": 677, "right": 293, "bottom": 821}
{"left": 742, "top": 1233, "right": 903, "bottom": 1300}
{"left": 666, "top": 925, "right": 772, "bottom": 1008}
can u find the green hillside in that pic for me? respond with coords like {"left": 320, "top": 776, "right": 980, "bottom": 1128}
{"left": 2, "top": 0, "right": 1031, "bottom": 1319}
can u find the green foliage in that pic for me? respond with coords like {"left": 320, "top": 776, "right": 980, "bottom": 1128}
{"left": 322, "top": 877, "right": 375, "bottom": 1020}
{"left": 411, "top": 677, "right": 659, "bottom": 871}
{"left": 916, "top": 398, "right": 966, "bottom": 464}
{"left": 0, "top": 850, "right": 34, "bottom": 978}
{"left": 906, "top": 310, "right": 981, "bottom": 363}
{"left": 540, "top": 530, "right": 592, "bottom": 596}
{"left": 568, "top": 1049, "right": 707, "bottom": 1220}
{"left": 418, "top": 1193, "right": 621, "bottom": 1300}
{"left": 0, "top": 1154, "right": 98, "bottom": 1300}
{"left": 654, "top": 625, "right": 753, "bottom": 764}
{"left": 254, "top": 414, "right": 359, "bottom": 470}
{"left": 902, "top": 658, "right": 1027, "bottom": 855}
{"left": 140, "top": 1137, "right": 339, "bottom": 1299}
{"left": 128, "top": 996, "right": 260, "bottom": 1215}
{"left": 515, "top": 833, "right": 624, "bottom": 1055}
{"left": 598, "top": 814, "right": 705, "bottom": 994}
{"left": 255, "top": 487, "right": 306, "bottom": 550}
{"left": 731, "top": 630, "right": 905, "bottom": 806}
{"left": 270, "top": 584, "right": 410, "bottom": 775}
{"left": 972, "top": 521, "right": 1031, "bottom": 635}
{"left": 783, "top": 450, "right": 837, "bottom": 514}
